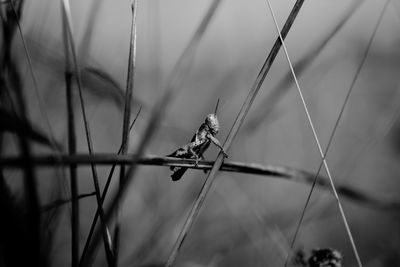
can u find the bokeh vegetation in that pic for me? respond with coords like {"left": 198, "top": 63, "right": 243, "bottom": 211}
{"left": 1, "top": 0, "right": 400, "bottom": 266}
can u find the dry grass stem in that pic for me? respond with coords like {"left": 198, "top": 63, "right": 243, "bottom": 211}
{"left": 246, "top": 0, "right": 363, "bottom": 131}
{"left": 114, "top": 1, "right": 138, "bottom": 264}
{"left": 2, "top": 153, "right": 399, "bottom": 210}
{"left": 79, "top": 107, "right": 141, "bottom": 267}
{"left": 81, "top": 1, "right": 222, "bottom": 265}
{"left": 285, "top": 1, "right": 390, "bottom": 265}
{"left": 165, "top": 0, "right": 305, "bottom": 265}
{"left": 61, "top": 0, "right": 114, "bottom": 265}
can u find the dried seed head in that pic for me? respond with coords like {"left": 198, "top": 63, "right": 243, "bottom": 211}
{"left": 205, "top": 114, "right": 219, "bottom": 135}
{"left": 308, "top": 248, "right": 343, "bottom": 267}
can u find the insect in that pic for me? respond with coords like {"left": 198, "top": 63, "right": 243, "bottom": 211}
{"left": 167, "top": 100, "right": 228, "bottom": 181}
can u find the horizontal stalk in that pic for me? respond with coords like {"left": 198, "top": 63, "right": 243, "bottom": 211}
{"left": 2, "top": 154, "right": 398, "bottom": 210}
{"left": 0, "top": 154, "right": 295, "bottom": 177}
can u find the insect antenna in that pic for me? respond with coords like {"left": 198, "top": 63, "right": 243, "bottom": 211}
{"left": 214, "top": 98, "right": 220, "bottom": 115}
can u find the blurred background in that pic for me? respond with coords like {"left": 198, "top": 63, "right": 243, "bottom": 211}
{"left": 2, "top": 0, "right": 400, "bottom": 266}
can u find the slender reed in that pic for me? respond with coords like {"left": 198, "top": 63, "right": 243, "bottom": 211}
{"left": 284, "top": 1, "right": 390, "bottom": 266}
{"left": 114, "top": 1, "right": 138, "bottom": 264}
{"left": 80, "top": 1, "right": 222, "bottom": 266}
{"left": 165, "top": 1, "right": 305, "bottom": 266}
{"left": 245, "top": 0, "right": 363, "bottom": 131}
{"left": 79, "top": 108, "right": 141, "bottom": 267}
{"left": 2, "top": 153, "right": 399, "bottom": 210}
{"left": 61, "top": 6, "right": 80, "bottom": 265}
{"left": 61, "top": 0, "right": 114, "bottom": 265}
{"left": 66, "top": 62, "right": 79, "bottom": 267}
{"left": 264, "top": 0, "right": 363, "bottom": 266}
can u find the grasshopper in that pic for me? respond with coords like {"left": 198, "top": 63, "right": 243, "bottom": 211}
{"left": 167, "top": 100, "right": 228, "bottom": 181}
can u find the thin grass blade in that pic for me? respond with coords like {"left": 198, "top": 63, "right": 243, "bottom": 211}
{"left": 62, "top": 12, "right": 80, "bottom": 265}
{"left": 264, "top": 0, "right": 364, "bottom": 265}
{"left": 245, "top": 0, "right": 363, "bottom": 132}
{"left": 80, "top": 1, "right": 222, "bottom": 266}
{"left": 79, "top": 107, "right": 141, "bottom": 267}
{"left": 9, "top": 0, "right": 62, "bottom": 153}
{"left": 61, "top": 1, "right": 114, "bottom": 266}
{"left": 65, "top": 49, "right": 79, "bottom": 267}
{"left": 165, "top": 1, "right": 305, "bottom": 265}
{"left": 114, "top": 1, "right": 138, "bottom": 264}
{"left": 284, "top": 1, "right": 390, "bottom": 265}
